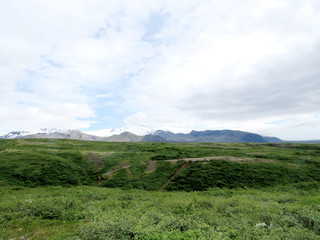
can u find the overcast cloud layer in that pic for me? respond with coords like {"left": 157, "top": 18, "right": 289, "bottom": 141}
{"left": 1, "top": 0, "right": 320, "bottom": 140}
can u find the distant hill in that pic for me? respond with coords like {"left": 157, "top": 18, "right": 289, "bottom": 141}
{"left": 141, "top": 134, "right": 166, "bottom": 142}
{"left": 152, "top": 130, "right": 268, "bottom": 143}
{"left": 287, "top": 140, "right": 320, "bottom": 144}
{"left": 103, "top": 132, "right": 143, "bottom": 142}
{"left": 262, "top": 136, "right": 283, "bottom": 143}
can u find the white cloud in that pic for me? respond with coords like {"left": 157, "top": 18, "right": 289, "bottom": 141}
{"left": 1, "top": 0, "right": 320, "bottom": 139}
{"left": 0, "top": 103, "right": 94, "bottom": 133}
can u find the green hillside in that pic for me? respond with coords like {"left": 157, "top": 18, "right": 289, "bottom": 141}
{"left": 1, "top": 139, "right": 320, "bottom": 239}
{"left": 1, "top": 139, "right": 320, "bottom": 190}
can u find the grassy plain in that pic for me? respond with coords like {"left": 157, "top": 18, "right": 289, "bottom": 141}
{"left": 0, "top": 139, "right": 320, "bottom": 239}
{"left": 1, "top": 186, "right": 320, "bottom": 239}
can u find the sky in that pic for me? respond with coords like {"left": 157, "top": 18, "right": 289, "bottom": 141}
{"left": 1, "top": 0, "right": 320, "bottom": 140}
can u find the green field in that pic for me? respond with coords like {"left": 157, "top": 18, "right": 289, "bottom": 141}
{"left": 0, "top": 139, "right": 320, "bottom": 239}
{"left": 1, "top": 186, "right": 320, "bottom": 239}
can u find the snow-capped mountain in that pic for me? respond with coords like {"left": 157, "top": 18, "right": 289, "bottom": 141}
{"left": 0, "top": 128, "right": 97, "bottom": 140}
{"left": 84, "top": 125, "right": 157, "bottom": 137}
{"left": 0, "top": 125, "right": 190, "bottom": 139}
{"left": 0, "top": 128, "right": 69, "bottom": 139}
{"left": 84, "top": 125, "right": 192, "bottom": 137}
{"left": 1, "top": 130, "right": 32, "bottom": 139}
{"left": 0, "top": 126, "right": 284, "bottom": 143}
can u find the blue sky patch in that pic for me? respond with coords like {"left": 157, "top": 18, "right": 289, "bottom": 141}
{"left": 142, "top": 11, "right": 170, "bottom": 43}
{"left": 41, "top": 55, "right": 63, "bottom": 68}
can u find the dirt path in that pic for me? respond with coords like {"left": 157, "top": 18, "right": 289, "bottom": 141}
{"left": 101, "top": 156, "right": 275, "bottom": 182}
{"left": 158, "top": 161, "right": 190, "bottom": 191}
{"left": 165, "top": 156, "right": 275, "bottom": 163}
{"left": 102, "top": 163, "right": 131, "bottom": 178}
{"left": 126, "top": 168, "right": 132, "bottom": 178}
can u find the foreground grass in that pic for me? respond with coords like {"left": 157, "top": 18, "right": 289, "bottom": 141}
{"left": 1, "top": 186, "right": 320, "bottom": 239}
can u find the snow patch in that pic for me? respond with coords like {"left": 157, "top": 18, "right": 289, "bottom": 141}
{"left": 0, "top": 128, "right": 79, "bottom": 139}
{"left": 85, "top": 125, "right": 156, "bottom": 137}
{"left": 84, "top": 124, "right": 191, "bottom": 137}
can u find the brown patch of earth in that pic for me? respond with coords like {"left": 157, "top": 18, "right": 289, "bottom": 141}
{"left": 199, "top": 145, "right": 244, "bottom": 150}
{"left": 246, "top": 152, "right": 265, "bottom": 155}
{"left": 82, "top": 152, "right": 113, "bottom": 168}
{"left": 144, "top": 161, "right": 157, "bottom": 173}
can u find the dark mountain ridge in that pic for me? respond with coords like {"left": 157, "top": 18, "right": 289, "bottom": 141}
{"left": 0, "top": 129, "right": 282, "bottom": 143}
{"left": 151, "top": 129, "right": 269, "bottom": 143}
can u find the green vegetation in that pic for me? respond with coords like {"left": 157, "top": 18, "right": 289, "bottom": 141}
{"left": 0, "top": 186, "right": 319, "bottom": 239}
{"left": 167, "top": 160, "right": 320, "bottom": 191}
{"left": 1, "top": 139, "right": 320, "bottom": 239}
{"left": 1, "top": 139, "right": 320, "bottom": 191}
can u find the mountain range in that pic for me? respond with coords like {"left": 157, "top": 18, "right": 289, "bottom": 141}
{"left": 85, "top": 124, "right": 191, "bottom": 137}
{"left": 0, "top": 127, "right": 284, "bottom": 143}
